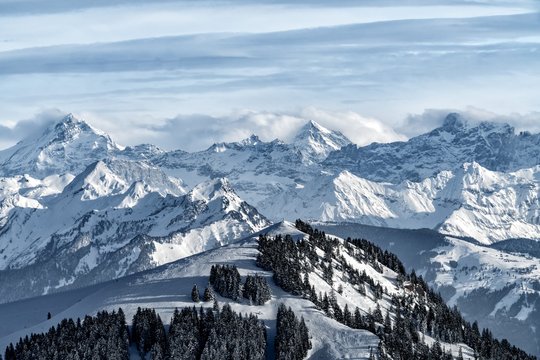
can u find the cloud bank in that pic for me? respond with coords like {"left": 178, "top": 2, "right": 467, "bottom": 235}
{"left": 79, "top": 108, "right": 407, "bottom": 152}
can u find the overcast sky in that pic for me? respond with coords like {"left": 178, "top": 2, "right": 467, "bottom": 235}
{"left": 0, "top": 0, "right": 539, "bottom": 151}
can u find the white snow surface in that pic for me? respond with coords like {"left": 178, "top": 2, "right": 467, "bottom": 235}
{"left": 0, "top": 113, "right": 538, "bottom": 306}
{"left": 262, "top": 164, "right": 540, "bottom": 244}
{"left": 426, "top": 236, "right": 540, "bottom": 323}
{"left": 0, "top": 114, "right": 123, "bottom": 177}
{"left": 293, "top": 120, "right": 352, "bottom": 163}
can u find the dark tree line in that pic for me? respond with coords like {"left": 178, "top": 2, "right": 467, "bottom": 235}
{"left": 166, "top": 304, "right": 267, "bottom": 360}
{"left": 5, "top": 309, "right": 129, "bottom": 360}
{"left": 132, "top": 305, "right": 267, "bottom": 360}
{"left": 275, "top": 304, "right": 311, "bottom": 360}
{"left": 295, "top": 220, "right": 405, "bottom": 276}
{"left": 257, "top": 234, "right": 310, "bottom": 294}
{"left": 5, "top": 304, "right": 267, "bottom": 360}
{"left": 256, "top": 219, "right": 536, "bottom": 360}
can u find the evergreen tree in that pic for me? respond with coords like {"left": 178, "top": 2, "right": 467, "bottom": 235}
{"left": 343, "top": 304, "right": 352, "bottom": 328}
{"left": 373, "top": 303, "right": 384, "bottom": 324}
{"left": 5, "top": 310, "right": 129, "bottom": 360}
{"left": 257, "top": 221, "right": 538, "bottom": 360}
{"left": 191, "top": 284, "right": 200, "bottom": 302}
{"left": 132, "top": 308, "right": 166, "bottom": 358}
{"left": 203, "top": 286, "right": 214, "bottom": 302}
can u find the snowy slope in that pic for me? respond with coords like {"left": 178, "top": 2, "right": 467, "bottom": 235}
{"left": 262, "top": 163, "right": 540, "bottom": 244}
{"left": 0, "top": 159, "right": 269, "bottom": 303}
{"left": 151, "top": 120, "right": 352, "bottom": 208}
{"left": 154, "top": 136, "right": 307, "bottom": 203}
{"left": 0, "top": 224, "right": 476, "bottom": 359}
{"left": 148, "top": 114, "right": 539, "bottom": 243}
{"left": 0, "top": 235, "right": 377, "bottom": 360}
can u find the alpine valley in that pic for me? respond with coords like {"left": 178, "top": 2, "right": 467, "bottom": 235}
{"left": 0, "top": 113, "right": 538, "bottom": 359}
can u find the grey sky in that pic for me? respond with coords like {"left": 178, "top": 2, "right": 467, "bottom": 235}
{"left": 0, "top": 0, "right": 539, "bottom": 150}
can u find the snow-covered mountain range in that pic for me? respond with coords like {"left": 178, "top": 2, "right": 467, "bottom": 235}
{"left": 264, "top": 163, "right": 540, "bottom": 243}
{"left": 0, "top": 112, "right": 538, "bottom": 301}
{"left": 0, "top": 114, "right": 122, "bottom": 178}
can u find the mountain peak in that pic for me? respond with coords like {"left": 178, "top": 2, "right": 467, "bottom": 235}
{"left": 297, "top": 119, "right": 331, "bottom": 135}
{"left": 46, "top": 113, "right": 107, "bottom": 144}
{"left": 239, "top": 134, "right": 261, "bottom": 146}
{"left": 293, "top": 120, "right": 351, "bottom": 163}
{"left": 63, "top": 159, "right": 184, "bottom": 201}
{"left": 440, "top": 113, "right": 516, "bottom": 135}
{"left": 0, "top": 113, "right": 123, "bottom": 178}
{"left": 306, "top": 119, "right": 328, "bottom": 132}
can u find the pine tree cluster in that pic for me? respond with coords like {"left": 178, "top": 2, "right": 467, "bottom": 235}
{"left": 6, "top": 305, "right": 267, "bottom": 360}
{"left": 5, "top": 309, "right": 129, "bottom": 360}
{"left": 209, "top": 264, "right": 242, "bottom": 300}
{"left": 208, "top": 265, "right": 272, "bottom": 305}
{"left": 257, "top": 234, "right": 309, "bottom": 294}
{"left": 243, "top": 274, "right": 272, "bottom": 305}
{"left": 131, "top": 305, "right": 268, "bottom": 360}
{"left": 377, "top": 285, "right": 537, "bottom": 360}
{"left": 275, "top": 304, "right": 311, "bottom": 360}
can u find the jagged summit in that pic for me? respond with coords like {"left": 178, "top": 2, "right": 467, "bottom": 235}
{"left": 293, "top": 119, "right": 351, "bottom": 162}
{"left": 189, "top": 177, "right": 235, "bottom": 202}
{"left": 37, "top": 113, "right": 117, "bottom": 147}
{"left": 438, "top": 112, "right": 517, "bottom": 137}
{"left": 239, "top": 134, "right": 262, "bottom": 146}
{"left": 207, "top": 134, "right": 275, "bottom": 153}
{"left": 304, "top": 119, "right": 331, "bottom": 133}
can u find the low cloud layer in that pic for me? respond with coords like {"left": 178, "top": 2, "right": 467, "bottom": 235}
{"left": 80, "top": 108, "right": 407, "bottom": 151}
{"left": 399, "top": 108, "right": 540, "bottom": 137}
